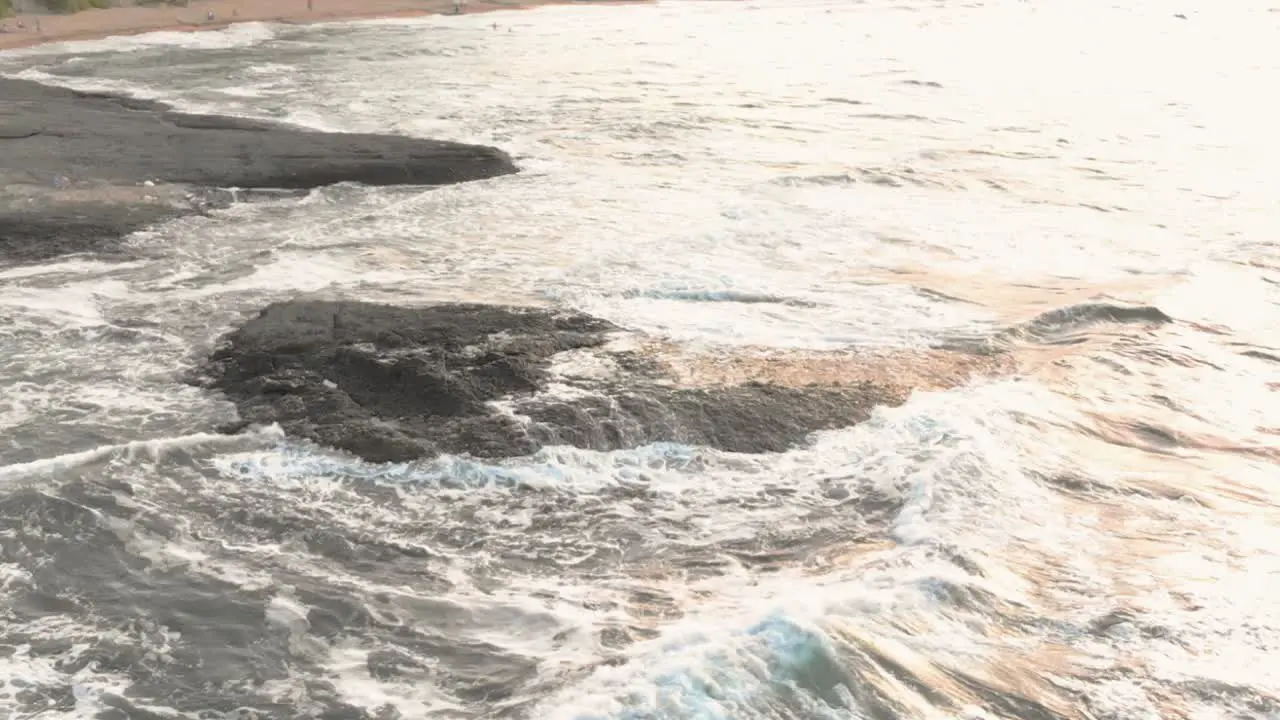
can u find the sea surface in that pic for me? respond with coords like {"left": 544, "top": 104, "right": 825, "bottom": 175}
{"left": 2, "top": 0, "right": 1279, "bottom": 718}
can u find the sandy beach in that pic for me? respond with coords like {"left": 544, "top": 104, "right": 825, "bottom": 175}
{"left": 0, "top": 0, "right": 641, "bottom": 51}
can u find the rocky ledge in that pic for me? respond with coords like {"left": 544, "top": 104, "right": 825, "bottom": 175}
{"left": 0, "top": 77, "right": 517, "bottom": 261}
{"left": 195, "top": 300, "right": 915, "bottom": 463}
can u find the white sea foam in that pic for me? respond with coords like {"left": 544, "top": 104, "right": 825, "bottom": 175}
{"left": 0, "top": 426, "right": 284, "bottom": 484}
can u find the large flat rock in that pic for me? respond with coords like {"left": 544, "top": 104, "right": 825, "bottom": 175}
{"left": 196, "top": 300, "right": 902, "bottom": 463}
{"left": 0, "top": 78, "right": 517, "bottom": 188}
{"left": 0, "top": 77, "right": 518, "bottom": 260}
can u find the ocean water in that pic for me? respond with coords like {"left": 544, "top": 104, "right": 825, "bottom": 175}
{"left": 2, "top": 0, "right": 1279, "bottom": 718}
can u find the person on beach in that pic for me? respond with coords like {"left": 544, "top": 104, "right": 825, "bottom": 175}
{"left": 453, "top": 0, "right": 462, "bottom": 13}
{"left": 206, "top": 9, "right": 215, "bottom": 21}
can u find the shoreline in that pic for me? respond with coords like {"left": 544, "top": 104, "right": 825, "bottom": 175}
{"left": 0, "top": 0, "right": 648, "bottom": 52}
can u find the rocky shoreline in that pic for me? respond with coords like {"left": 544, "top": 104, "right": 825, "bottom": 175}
{"left": 0, "top": 77, "right": 517, "bottom": 261}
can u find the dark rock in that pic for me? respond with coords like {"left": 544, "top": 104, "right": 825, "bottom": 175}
{"left": 0, "top": 201, "right": 188, "bottom": 262}
{"left": 0, "top": 78, "right": 516, "bottom": 189}
{"left": 198, "top": 301, "right": 616, "bottom": 463}
{"left": 521, "top": 381, "right": 894, "bottom": 454}
{"left": 196, "top": 300, "right": 902, "bottom": 463}
{"left": 0, "top": 77, "right": 518, "bottom": 261}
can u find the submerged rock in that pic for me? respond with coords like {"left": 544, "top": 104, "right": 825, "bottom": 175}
{"left": 197, "top": 300, "right": 902, "bottom": 462}
{"left": 0, "top": 201, "right": 188, "bottom": 262}
{"left": 0, "top": 77, "right": 517, "bottom": 261}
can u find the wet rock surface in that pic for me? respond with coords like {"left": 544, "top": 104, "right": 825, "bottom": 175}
{"left": 0, "top": 77, "right": 518, "bottom": 261}
{"left": 197, "top": 300, "right": 903, "bottom": 462}
{"left": 0, "top": 200, "right": 189, "bottom": 262}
